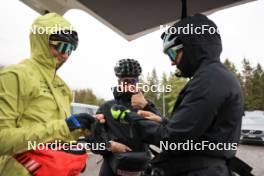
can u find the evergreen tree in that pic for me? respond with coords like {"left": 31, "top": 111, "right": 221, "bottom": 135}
{"left": 224, "top": 59, "right": 237, "bottom": 74}
{"left": 160, "top": 72, "right": 170, "bottom": 116}
{"left": 223, "top": 58, "right": 264, "bottom": 111}
{"left": 141, "top": 70, "right": 188, "bottom": 117}
{"left": 165, "top": 73, "right": 188, "bottom": 116}
{"left": 74, "top": 89, "right": 104, "bottom": 106}
{"left": 242, "top": 58, "right": 254, "bottom": 110}
{"left": 251, "top": 64, "right": 264, "bottom": 110}
{"left": 224, "top": 58, "right": 243, "bottom": 85}
{"left": 143, "top": 68, "right": 160, "bottom": 106}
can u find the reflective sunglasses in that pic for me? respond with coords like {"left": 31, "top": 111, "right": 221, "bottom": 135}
{"left": 119, "top": 78, "right": 139, "bottom": 85}
{"left": 50, "top": 40, "right": 76, "bottom": 55}
{"left": 165, "top": 44, "right": 184, "bottom": 62}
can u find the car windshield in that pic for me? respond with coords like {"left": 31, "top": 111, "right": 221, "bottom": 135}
{"left": 243, "top": 116, "right": 264, "bottom": 125}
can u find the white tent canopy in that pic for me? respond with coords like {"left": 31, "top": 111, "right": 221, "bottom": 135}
{"left": 20, "top": 0, "right": 255, "bottom": 41}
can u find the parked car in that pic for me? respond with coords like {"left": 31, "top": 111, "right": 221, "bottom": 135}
{"left": 240, "top": 111, "right": 264, "bottom": 144}
{"left": 71, "top": 102, "right": 98, "bottom": 115}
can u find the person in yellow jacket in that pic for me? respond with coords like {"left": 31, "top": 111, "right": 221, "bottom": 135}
{"left": 0, "top": 13, "right": 96, "bottom": 176}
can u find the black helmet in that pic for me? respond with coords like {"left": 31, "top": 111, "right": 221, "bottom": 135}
{"left": 114, "top": 59, "right": 142, "bottom": 78}
{"left": 49, "top": 30, "right": 78, "bottom": 49}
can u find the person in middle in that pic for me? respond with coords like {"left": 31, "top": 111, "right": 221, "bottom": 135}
{"left": 95, "top": 58, "right": 161, "bottom": 176}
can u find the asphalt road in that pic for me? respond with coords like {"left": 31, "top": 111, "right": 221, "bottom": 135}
{"left": 81, "top": 144, "right": 264, "bottom": 176}
{"left": 236, "top": 144, "right": 264, "bottom": 176}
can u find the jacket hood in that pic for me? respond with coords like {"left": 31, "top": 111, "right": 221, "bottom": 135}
{"left": 29, "top": 13, "right": 75, "bottom": 71}
{"left": 167, "top": 14, "right": 222, "bottom": 78}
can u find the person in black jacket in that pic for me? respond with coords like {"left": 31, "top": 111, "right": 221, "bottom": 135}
{"left": 94, "top": 59, "right": 161, "bottom": 176}
{"left": 112, "top": 14, "right": 244, "bottom": 176}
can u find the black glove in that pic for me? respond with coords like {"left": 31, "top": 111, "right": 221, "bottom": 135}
{"left": 66, "top": 113, "right": 95, "bottom": 131}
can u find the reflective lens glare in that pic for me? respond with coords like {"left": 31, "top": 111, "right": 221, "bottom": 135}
{"left": 165, "top": 44, "right": 183, "bottom": 62}
{"left": 50, "top": 41, "right": 76, "bottom": 55}
{"left": 167, "top": 48, "right": 177, "bottom": 62}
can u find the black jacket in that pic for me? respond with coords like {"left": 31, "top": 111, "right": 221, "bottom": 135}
{"left": 95, "top": 88, "right": 161, "bottom": 155}
{"left": 126, "top": 14, "right": 244, "bottom": 162}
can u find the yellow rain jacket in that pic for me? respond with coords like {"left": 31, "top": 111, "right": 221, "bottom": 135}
{"left": 0, "top": 13, "right": 84, "bottom": 175}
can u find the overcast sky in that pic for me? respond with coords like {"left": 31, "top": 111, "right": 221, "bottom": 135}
{"left": 1, "top": 0, "right": 264, "bottom": 99}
